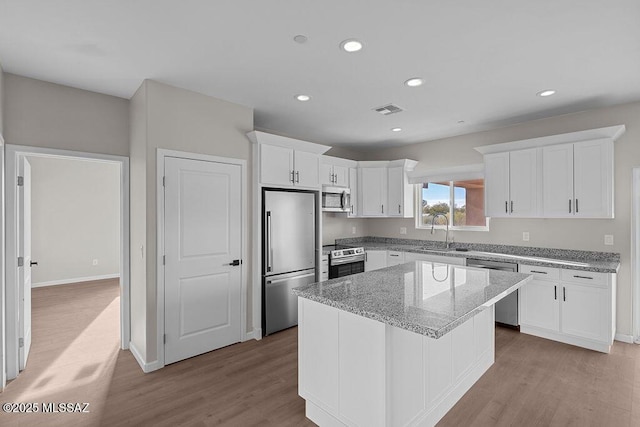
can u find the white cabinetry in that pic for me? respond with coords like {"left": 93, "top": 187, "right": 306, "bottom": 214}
{"left": 542, "top": 139, "right": 614, "bottom": 218}
{"left": 320, "top": 254, "right": 329, "bottom": 282}
{"left": 365, "top": 250, "right": 387, "bottom": 272}
{"left": 298, "top": 298, "right": 495, "bottom": 427}
{"left": 387, "top": 251, "right": 405, "bottom": 266}
{"left": 403, "top": 252, "right": 466, "bottom": 265}
{"left": 477, "top": 125, "right": 623, "bottom": 220}
{"left": 358, "top": 159, "right": 417, "bottom": 218}
{"left": 348, "top": 167, "right": 358, "bottom": 217}
{"left": 248, "top": 130, "right": 331, "bottom": 189}
{"left": 519, "top": 264, "right": 616, "bottom": 353}
{"left": 360, "top": 167, "right": 388, "bottom": 217}
{"left": 484, "top": 148, "right": 539, "bottom": 218}
{"left": 320, "top": 157, "right": 349, "bottom": 187}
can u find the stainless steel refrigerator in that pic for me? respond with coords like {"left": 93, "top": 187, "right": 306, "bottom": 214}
{"left": 263, "top": 189, "right": 317, "bottom": 335}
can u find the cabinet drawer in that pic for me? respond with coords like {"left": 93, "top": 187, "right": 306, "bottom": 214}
{"left": 560, "top": 269, "right": 607, "bottom": 286}
{"left": 519, "top": 265, "right": 560, "bottom": 280}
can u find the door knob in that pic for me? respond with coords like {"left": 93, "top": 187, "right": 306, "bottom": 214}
{"left": 228, "top": 259, "right": 241, "bottom": 266}
{"left": 30, "top": 261, "right": 38, "bottom": 267}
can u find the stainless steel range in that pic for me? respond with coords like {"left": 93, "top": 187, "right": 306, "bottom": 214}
{"left": 327, "top": 246, "right": 365, "bottom": 279}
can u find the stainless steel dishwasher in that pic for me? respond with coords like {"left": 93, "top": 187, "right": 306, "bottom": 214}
{"left": 466, "top": 258, "right": 519, "bottom": 329}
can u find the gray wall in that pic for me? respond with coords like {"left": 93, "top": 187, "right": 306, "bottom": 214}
{"left": 129, "top": 80, "right": 253, "bottom": 364}
{"left": 4, "top": 73, "right": 129, "bottom": 156}
{"left": 29, "top": 156, "right": 120, "bottom": 285}
{"left": 129, "top": 81, "right": 148, "bottom": 360}
{"left": 337, "top": 101, "right": 640, "bottom": 337}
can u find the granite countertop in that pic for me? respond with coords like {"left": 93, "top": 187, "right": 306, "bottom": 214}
{"left": 293, "top": 261, "right": 532, "bottom": 338}
{"left": 334, "top": 237, "right": 620, "bottom": 273}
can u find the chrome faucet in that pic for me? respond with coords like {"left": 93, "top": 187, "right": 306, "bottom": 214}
{"left": 430, "top": 213, "right": 450, "bottom": 249}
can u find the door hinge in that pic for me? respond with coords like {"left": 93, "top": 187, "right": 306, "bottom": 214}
{"left": 162, "top": 176, "right": 166, "bottom": 187}
{"left": 19, "top": 338, "right": 24, "bottom": 348}
{"left": 163, "top": 334, "right": 166, "bottom": 344}
{"left": 17, "top": 176, "right": 24, "bottom": 187}
{"left": 18, "top": 257, "right": 24, "bottom": 267}
{"left": 163, "top": 255, "right": 166, "bottom": 265}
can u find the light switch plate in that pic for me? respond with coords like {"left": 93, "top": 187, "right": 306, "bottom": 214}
{"left": 352, "top": 226, "right": 356, "bottom": 235}
{"left": 400, "top": 227, "right": 407, "bottom": 235}
{"left": 522, "top": 232, "right": 530, "bottom": 242}
{"left": 604, "top": 235, "right": 614, "bottom": 245}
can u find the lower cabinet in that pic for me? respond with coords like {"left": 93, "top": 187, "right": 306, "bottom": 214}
{"left": 519, "top": 264, "right": 615, "bottom": 353}
{"left": 365, "top": 250, "right": 388, "bottom": 272}
{"left": 404, "top": 252, "right": 466, "bottom": 266}
{"left": 320, "top": 254, "right": 329, "bottom": 282}
{"left": 387, "top": 251, "right": 405, "bottom": 266}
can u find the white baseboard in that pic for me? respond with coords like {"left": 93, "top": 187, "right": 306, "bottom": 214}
{"left": 129, "top": 342, "right": 163, "bottom": 373}
{"left": 244, "top": 328, "right": 262, "bottom": 341}
{"left": 32, "top": 273, "right": 120, "bottom": 288}
{"left": 614, "top": 333, "right": 635, "bottom": 344}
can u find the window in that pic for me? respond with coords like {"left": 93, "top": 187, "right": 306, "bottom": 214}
{"left": 416, "top": 179, "right": 489, "bottom": 230}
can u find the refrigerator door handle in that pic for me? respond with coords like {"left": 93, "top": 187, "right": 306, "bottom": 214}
{"left": 266, "top": 211, "right": 273, "bottom": 272}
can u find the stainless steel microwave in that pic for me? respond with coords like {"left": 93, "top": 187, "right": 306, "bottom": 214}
{"left": 322, "top": 186, "right": 351, "bottom": 213}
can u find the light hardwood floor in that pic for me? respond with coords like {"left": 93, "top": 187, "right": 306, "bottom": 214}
{"left": 1, "top": 280, "right": 639, "bottom": 426}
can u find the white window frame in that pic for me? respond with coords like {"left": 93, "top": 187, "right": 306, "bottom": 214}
{"left": 414, "top": 182, "right": 490, "bottom": 232}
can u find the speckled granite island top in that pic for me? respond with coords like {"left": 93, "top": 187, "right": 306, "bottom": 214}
{"left": 292, "top": 261, "right": 532, "bottom": 338}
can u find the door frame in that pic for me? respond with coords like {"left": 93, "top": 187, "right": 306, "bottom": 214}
{"left": 633, "top": 167, "right": 640, "bottom": 343}
{"left": 4, "top": 144, "right": 130, "bottom": 381}
{"left": 156, "top": 149, "right": 248, "bottom": 369}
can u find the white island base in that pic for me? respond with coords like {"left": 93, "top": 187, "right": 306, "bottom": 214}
{"left": 298, "top": 298, "right": 495, "bottom": 427}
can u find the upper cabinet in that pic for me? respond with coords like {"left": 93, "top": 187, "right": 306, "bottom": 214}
{"left": 543, "top": 140, "right": 614, "bottom": 218}
{"left": 248, "top": 131, "right": 331, "bottom": 189}
{"left": 320, "top": 156, "right": 355, "bottom": 187}
{"left": 358, "top": 160, "right": 417, "bottom": 218}
{"left": 484, "top": 148, "right": 540, "bottom": 218}
{"left": 348, "top": 167, "right": 358, "bottom": 217}
{"left": 360, "top": 167, "right": 387, "bottom": 216}
{"left": 476, "top": 125, "right": 624, "bottom": 219}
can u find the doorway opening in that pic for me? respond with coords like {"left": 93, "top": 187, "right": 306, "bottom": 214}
{"left": 3, "top": 145, "right": 130, "bottom": 386}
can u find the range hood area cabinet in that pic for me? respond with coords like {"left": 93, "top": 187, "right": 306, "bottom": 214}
{"left": 357, "top": 159, "right": 418, "bottom": 218}
{"left": 476, "top": 125, "right": 624, "bottom": 219}
{"left": 248, "top": 131, "right": 331, "bottom": 189}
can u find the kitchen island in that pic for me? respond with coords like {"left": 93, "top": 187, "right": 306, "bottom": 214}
{"left": 292, "top": 260, "right": 532, "bottom": 427}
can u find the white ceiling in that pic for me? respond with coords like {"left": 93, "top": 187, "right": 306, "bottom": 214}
{"left": 1, "top": 1, "right": 639, "bottom": 149}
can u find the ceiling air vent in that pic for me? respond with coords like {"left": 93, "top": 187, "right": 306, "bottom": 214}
{"left": 373, "top": 103, "right": 404, "bottom": 115}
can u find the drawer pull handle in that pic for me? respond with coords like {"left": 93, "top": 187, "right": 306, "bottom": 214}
{"left": 573, "top": 275, "right": 593, "bottom": 280}
{"left": 563, "top": 287, "right": 566, "bottom": 301}
{"left": 531, "top": 270, "right": 547, "bottom": 274}
{"left": 390, "top": 254, "right": 399, "bottom": 257}
{"left": 554, "top": 285, "right": 557, "bottom": 300}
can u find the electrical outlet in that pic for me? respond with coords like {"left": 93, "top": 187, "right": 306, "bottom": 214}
{"left": 400, "top": 227, "right": 407, "bottom": 235}
{"left": 352, "top": 226, "right": 356, "bottom": 235}
{"left": 522, "top": 232, "right": 530, "bottom": 242}
{"left": 604, "top": 235, "right": 614, "bottom": 245}
{"left": 92, "top": 259, "right": 99, "bottom": 266}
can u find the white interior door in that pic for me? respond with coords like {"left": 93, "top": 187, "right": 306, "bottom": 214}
{"left": 164, "top": 157, "right": 242, "bottom": 365}
{"left": 18, "top": 156, "right": 32, "bottom": 371}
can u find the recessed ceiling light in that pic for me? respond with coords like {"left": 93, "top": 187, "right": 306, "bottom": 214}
{"left": 340, "top": 39, "right": 363, "bottom": 53}
{"left": 391, "top": 127, "right": 402, "bottom": 132}
{"left": 295, "top": 94, "right": 311, "bottom": 102}
{"left": 404, "top": 78, "right": 425, "bottom": 87}
{"left": 293, "top": 35, "right": 308, "bottom": 44}
{"left": 537, "top": 89, "right": 556, "bottom": 97}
